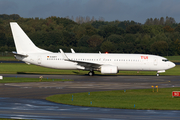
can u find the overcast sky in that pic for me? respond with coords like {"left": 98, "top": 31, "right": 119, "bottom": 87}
{"left": 0, "top": 0, "right": 180, "bottom": 23}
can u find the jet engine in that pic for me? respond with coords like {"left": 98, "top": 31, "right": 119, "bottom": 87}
{"left": 101, "top": 65, "right": 118, "bottom": 74}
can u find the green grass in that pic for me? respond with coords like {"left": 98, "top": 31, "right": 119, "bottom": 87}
{"left": 164, "top": 56, "right": 180, "bottom": 62}
{"left": 46, "top": 87, "right": 180, "bottom": 110}
{"left": 0, "top": 63, "right": 179, "bottom": 76}
{"left": 0, "top": 56, "right": 17, "bottom": 61}
{"left": 0, "top": 77, "right": 73, "bottom": 83}
{"left": 0, "top": 63, "right": 88, "bottom": 74}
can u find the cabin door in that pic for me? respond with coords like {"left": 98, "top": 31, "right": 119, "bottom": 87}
{"left": 154, "top": 57, "right": 158, "bottom": 66}
{"left": 37, "top": 56, "right": 41, "bottom": 65}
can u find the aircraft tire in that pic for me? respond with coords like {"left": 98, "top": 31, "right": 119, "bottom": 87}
{"left": 88, "top": 71, "right": 94, "bottom": 76}
{"left": 157, "top": 73, "right": 159, "bottom": 76}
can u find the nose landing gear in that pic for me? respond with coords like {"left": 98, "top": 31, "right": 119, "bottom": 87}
{"left": 156, "top": 73, "right": 159, "bottom": 76}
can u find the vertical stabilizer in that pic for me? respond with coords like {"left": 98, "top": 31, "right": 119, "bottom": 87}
{"left": 10, "top": 22, "right": 51, "bottom": 54}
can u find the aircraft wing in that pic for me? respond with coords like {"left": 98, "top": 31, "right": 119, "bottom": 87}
{"left": 70, "top": 59, "right": 101, "bottom": 68}
{"left": 59, "top": 49, "right": 102, "bottom": 69}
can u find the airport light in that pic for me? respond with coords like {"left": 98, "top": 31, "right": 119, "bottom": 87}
{"left": 151, "top": 86, "right": 154, "bottom": 92}
{"left": 156, "top": 86, "right": 158, "bottom": 92}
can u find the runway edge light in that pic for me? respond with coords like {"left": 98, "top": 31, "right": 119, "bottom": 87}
{"left": 156, "top": 86, "right": 158, "bottom": 92}
{"left": 151, "top": 86, "right": 154, "bottom": 92}
{"left": 0, "top": 76, "right": 3, "bottom": 80}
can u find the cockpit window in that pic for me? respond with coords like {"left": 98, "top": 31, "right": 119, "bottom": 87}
{"left": 162, "top": 59, "right": 169, "bottom": 62}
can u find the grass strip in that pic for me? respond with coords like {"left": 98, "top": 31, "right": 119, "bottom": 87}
{"left": 0, "top": 77, "right": 73, "bottom": 83}
{"left": 0, "top": 63, "right": 179, "bottom": 76}
{"left": 46, "top": 87, "right": 180, "bottom": 110}
{"left": 165, "top": 56, "right": 180, "bottom": 63}
{"left": 0, "top": 63, "right": 88, "bottom": 75}
{"left": 0, "top": 56, "right": 17, "bottom": 61}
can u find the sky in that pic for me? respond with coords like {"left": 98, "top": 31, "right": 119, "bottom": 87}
{"left": 0, "top": 0, "right": 180, "bottom": 24}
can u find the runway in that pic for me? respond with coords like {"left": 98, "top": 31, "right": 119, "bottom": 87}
{"left": 1, "top": 74, "right": 180, "bottom": 119}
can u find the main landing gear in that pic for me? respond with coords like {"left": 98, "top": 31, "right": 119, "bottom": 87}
{"left": 156, "top": 73, "right": 159, "bottom": 76}
{"left": 88, "top": 71, "right": 94, "bottom": 76}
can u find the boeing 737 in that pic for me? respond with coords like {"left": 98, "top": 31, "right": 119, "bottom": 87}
{"left": 10, "top": 22, "right": 175, "bottom": 76}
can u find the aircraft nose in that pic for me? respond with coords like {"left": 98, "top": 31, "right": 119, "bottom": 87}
{"left": 169, "top": 62, "right": 176, "bottom": 68}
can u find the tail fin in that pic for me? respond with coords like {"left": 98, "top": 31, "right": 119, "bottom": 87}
{"left": 10, "top": 22, "right": 51, "bottom": 54}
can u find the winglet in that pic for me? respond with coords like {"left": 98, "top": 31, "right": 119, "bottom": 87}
{"left": 71, "top": 48, "right": 75, "bottom": 53}
{"left": 59, "top": 49, "right": 69, "bottom": 60}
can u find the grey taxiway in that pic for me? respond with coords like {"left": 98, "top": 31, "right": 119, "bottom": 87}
{"left": 0, "top": 74, "right": 180, "bottom": 119}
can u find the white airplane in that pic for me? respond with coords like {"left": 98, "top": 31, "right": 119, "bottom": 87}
{"left": 10, "top": 22, "right": 176, "bottom": 76}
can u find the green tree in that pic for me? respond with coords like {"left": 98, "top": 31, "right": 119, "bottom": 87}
{"left": 88, "top": 35, "right": 103, "bottom": 47}
{"left": 62, "top": 30, "right": 77, "bottom": 46}
{"left": 91, "top": 21, "right": 108, "bottom": 29}
{"left": 85, "top": 24, "right": 97, "bottom": 36}
{"left": 77, "top": 35, "right": 89, "bottom": 47}
{"left": 98, "top": 25, "right": 124, "bottom": 38}
{"left": 126, "top": 25, "right": 143, "bottom": 34}
{"left": 174, "top": 39, "right": 180, "bottom": 55}
{"left": 100, "top": 41, "right": 117, "bottom": 52}
{"left": 142, "top": 25, "right": 152, "bottom": 34}
{"left": 107, "top": 34, "right": 124, "bottom": 43}
{"left": 163, "top": 26, "right": 174, "bottom": 32}
{"left": 174, "top": 25, "right": 180, "bottom": 32}
{"left": 0, "top": 25, "right": 6, "bottom": 46}
{"left": 151, "top": 41, "right": 168, "bottom": 56}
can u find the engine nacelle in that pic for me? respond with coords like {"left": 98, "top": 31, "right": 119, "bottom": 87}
{"left": 101, "top": 65, "right": 118, "bottom": 74}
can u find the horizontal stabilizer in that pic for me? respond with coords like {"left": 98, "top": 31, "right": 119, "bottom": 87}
{"left": 12, "top": 51, "right": 28, "bottom": 57}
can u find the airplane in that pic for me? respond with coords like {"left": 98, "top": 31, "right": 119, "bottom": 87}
{"left": 10, "top": 22, "right": 176, "bottom": 76}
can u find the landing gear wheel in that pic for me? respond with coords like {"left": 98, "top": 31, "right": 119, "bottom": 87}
{"left": 88, "top": 71, "right": 94, "bottom": 76}
{"left": 157, "top": 73, "right": 159, "bottom": 76}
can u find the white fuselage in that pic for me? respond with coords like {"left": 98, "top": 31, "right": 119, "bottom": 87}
{"left": 16, "top": 53, "right": 175, "bottom": 72}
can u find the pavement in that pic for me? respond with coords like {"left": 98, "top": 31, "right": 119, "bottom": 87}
{"left": 0, "top": 74, "right": 180, "bottom": 119}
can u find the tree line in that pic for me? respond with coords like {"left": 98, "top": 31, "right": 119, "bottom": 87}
{"left": 0, "top": 14, "right": 180, "bottom": 56}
